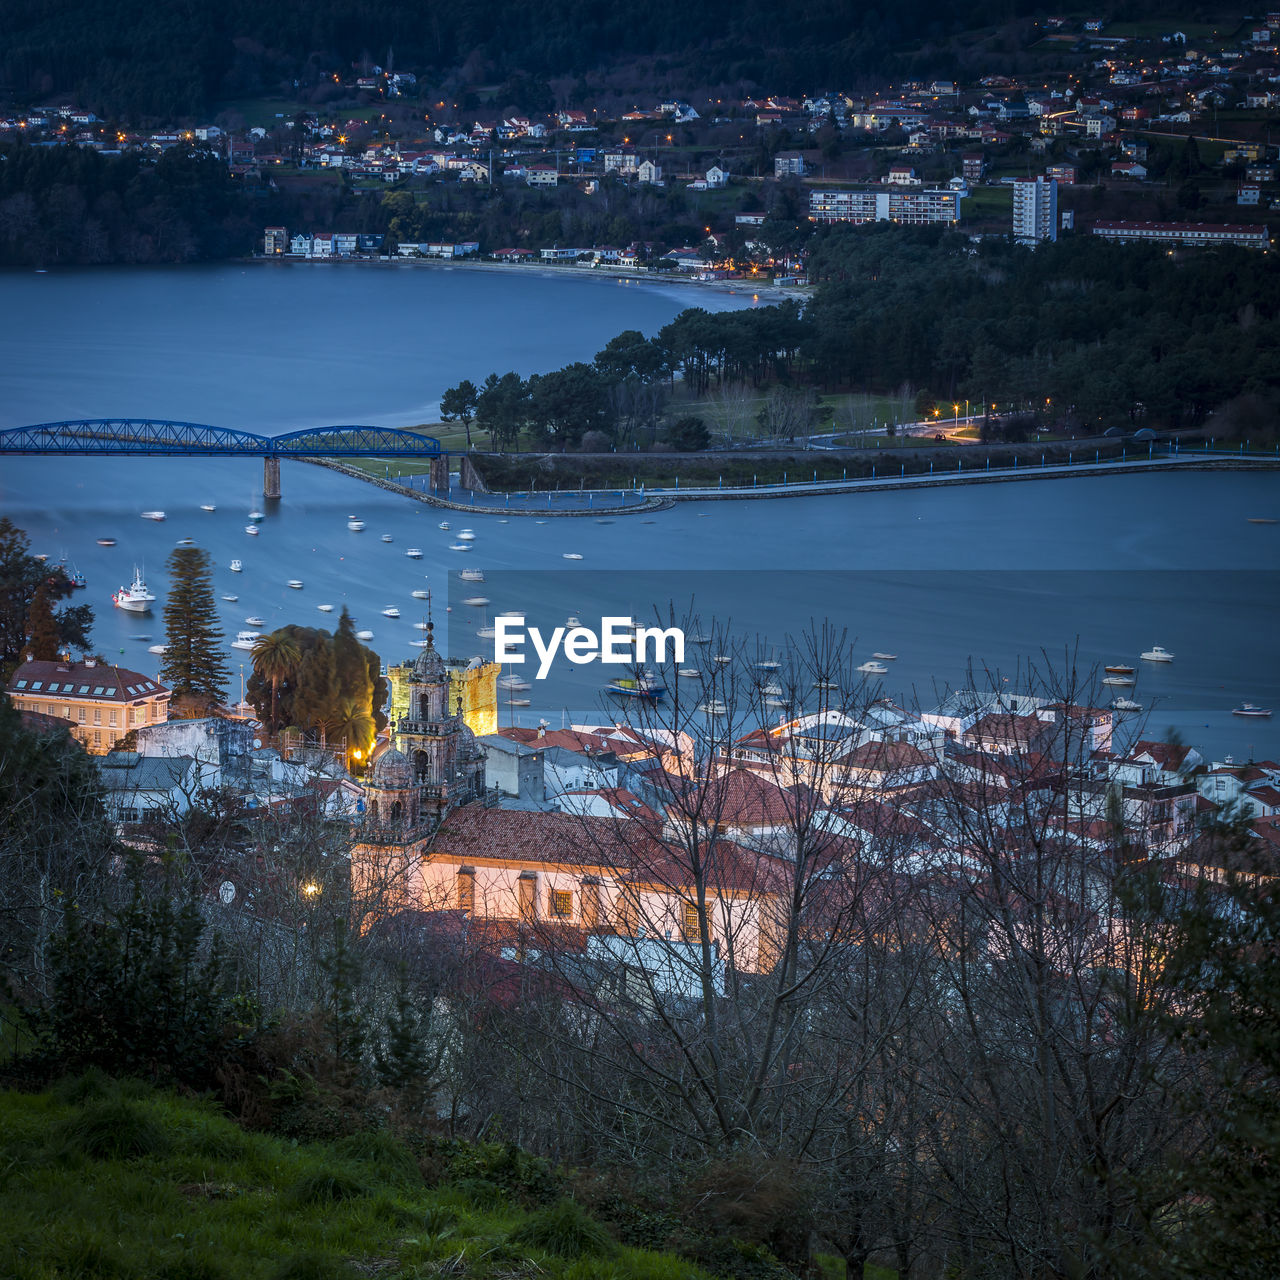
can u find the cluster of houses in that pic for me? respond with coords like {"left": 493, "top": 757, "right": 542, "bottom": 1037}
{"left": 8, "top": 646, "right": 1279, "bottom": 1002}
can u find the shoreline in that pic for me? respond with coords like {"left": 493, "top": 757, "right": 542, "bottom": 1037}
{"left": 245, "top": 252, "right": 804, "bottom": 303}
{"left": 310, "top": 453, "right": 1280, "bottom": 517}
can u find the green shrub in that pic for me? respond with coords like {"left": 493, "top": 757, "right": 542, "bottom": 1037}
{"left": 288, "top": 1167, "right": 370, "bottom": 1205}
{"left": 675, "top": 1238, "right": 792, "bottom": 1280}
{"left": 448, "top": 1139, "right": 562, "bottom": 1205}
{"left": 509, "top": 1198, "right": 617, "bottom": 1259}
{"left": 330, "top": 1130, "right": 422, "bottom": 1188}
{"left": 451, "top": 1176, "right": 507, "bottom": 1209}
{"left": 57, "top": 1099, "right": 169, "bottom": 1161}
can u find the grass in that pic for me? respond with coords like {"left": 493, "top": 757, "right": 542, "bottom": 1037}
{"left": 0, "top": 1081, "right": 713, "bottom": 1280}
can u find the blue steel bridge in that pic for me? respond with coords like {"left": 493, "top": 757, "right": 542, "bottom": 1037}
{"left": 0, "top": 419, "right": 446, "bottom": 497}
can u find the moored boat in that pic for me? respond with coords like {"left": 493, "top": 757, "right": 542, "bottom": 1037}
{"left": 221, "top": 594, "right": 238, "bottom": 602}
{"left": 286, "top": 580, "right": 303, "bottom": 589}
{"left": 200, "top": 503, "right": 216, "bottom": 512}
{"left": 1111, "top": 698, "right": 1143, "bottom": 712}
{"left": 382, "top": 606, "right": 401, "bottom": 618}
{"left": 1233, "top": 703, "right": 1273, "bottom": 718}
{"left": 148, "top": 643, "right": 168, "bottom": 655}
{"left": 607, "top": 672, "right": 666, "bottom": 700}
{"left": 405, "top": 547, "right": 423, "bottom": 559}
{"left": 231, "top": 630, "right": 260, "bottom": 651}
{"left": 458, "top": 529, "right": 476, "bottom": 541}
{"left": 96, "top": 538, "right": 116, "bottom": 547}
{"left": 245, "top": 615, "right": 265, "bottom": 627}
{"left": 1141, "top": 646, "right": 1175, "bottom": 662}
{"left": 857, "top": 660, "right": 889, "bottom": 675}
{"left": 317, "top": 604, "right": 334, "bottom": 612}
{"left": 412, "top": 589, "right": 429, "bottom": 599}
{"left": 229, "top": 559, "right": 242, "bottom": 572}
{"left": 563, "top": 552, "right": 583, "bottom": 560}
{"left": 347, "top": 518, "right": 365, "bottom": 531}
{"left": 1103, "top": 675, "right": 1136, "bottom": 687}
{"left": 698, "top": 699, "right": 728, "bottom": 716}
{"left": 1105, "top": 664, "right": 1136, "bottom": 676}
{"left": 141, "top": 510, "right": 165, "bottom": 521}
{"left": 112, "top": 567, "right": 155, "bottom": 613}
{"left": 356, "top": 629, "right": 374, "bottom": 641}
{"left": 244, "top": 525, "right": 259, "bottom": 535}
{"left": 872, "top": 652, "right": 897, "bottom": 661}
{"left": 248, "top": 510, "right": 265, "bottom": 522}
{"left": 460, "top": 568, "right": 484, "bottom": 583}
{"left": 381, "top": 534, "right": 393, "bottom": 543}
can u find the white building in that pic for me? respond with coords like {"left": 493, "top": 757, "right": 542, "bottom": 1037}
{"left": 809, "top": 187, "right": 963, "bottom": 225}
{"left": 1012, "top": 176, "right": 1058, "bottom": 243}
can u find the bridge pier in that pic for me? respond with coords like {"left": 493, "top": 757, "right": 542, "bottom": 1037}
{"left": 263, "top": 456, "right": 281, "bottom": 499}
{"left": 429, "top": 455, "right": 450, "bottom": 494}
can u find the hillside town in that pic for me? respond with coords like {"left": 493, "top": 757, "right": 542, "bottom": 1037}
{"left": 9, "top": 620, "right": 1279, "bottom": 994}
{"left": 5, "top": 12, "right": 1280, "bottom": 272}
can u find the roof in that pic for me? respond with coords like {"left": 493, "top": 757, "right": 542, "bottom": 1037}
{"left": 1092, "top": 219, "right": 1268, "bottom": 235}
{"left": 98, "top": 753, "right": 195, "bottom": 792}
{"left": 842, "top": 740, "right": 934, "bottom": 771}
{"left": 7, "top": 658, "right": 168, "bottom": 703}
{"left": 1129, "top": 740, "right": 1196, "bottom": 771}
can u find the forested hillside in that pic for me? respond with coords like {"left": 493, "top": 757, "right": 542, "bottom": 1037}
{"left": 1, "top": 0, "right": 1204, "bottom": 120}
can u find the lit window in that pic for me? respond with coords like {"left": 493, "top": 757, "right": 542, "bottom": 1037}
{"left": 109, "top": 711, "right": 117, "bottom": 727}
{"left": 549, "top": 888, "right": 573, "bottom": 918}
{"left": 683, "top": 902, "right": 701, "bottom": 939}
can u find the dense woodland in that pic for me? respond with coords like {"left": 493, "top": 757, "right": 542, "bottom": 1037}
{"left": 442, "top": 227, "right": 1280, "bottom": 446}
{"left": 0, "top": 0, "right": 1198, "bottom": 122}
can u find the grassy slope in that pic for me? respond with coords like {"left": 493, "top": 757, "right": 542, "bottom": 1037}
{"left": 0, "top": 1079, "right": 710, "bottom": 1280}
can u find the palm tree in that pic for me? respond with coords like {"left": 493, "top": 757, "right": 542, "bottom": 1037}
{"left": 251, "top": 632, "right": 301, "bottom": 734}
{"left": 331, "top": 697, "right": 375, "bottom": 771}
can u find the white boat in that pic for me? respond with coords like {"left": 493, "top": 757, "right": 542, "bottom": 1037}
{"left": 221, "top": 594, "right": 238, "bottom": 602}
{"left": 755, "top": 659, "right": 781, "bottom": 671}
{"left": 1233, "top": 703, "right": 1273, "bottom": 718}
{"left": 1102, "top": 675, "right": 1135, "bottom": 687}
{"left": 688, "top": 634, "right": 711, "bottom": 646}
{"left": 463, "top": 596, "right": 490, "bottom": 607}
{"left": 458, "top": 529, "right": 476, "bottom": 541}
{"left": 405, "top": 548, "right": 423, "bottom": 559}
{"left": 713, "top": 654, "right": 732, "bottom": 666}
{"left": 438, "top": 521, "right": 451, "bottom": 531}
{"left": 229, "top": 559, "right": 242, "bottom": 572}
{"left": 317, "top": 604, "right": 334, "bottom": 612}
{"left": 567, "top": 614, "right": 582, "bottom": 628}
{"left": 381, "top": 534, "right": 393, "bottom": 543}
{"left": 563, "top": 552, "right": 583, "bottom": 560}
{"left": 477, "top": 625, "right": 497, "bottom": 640}
{"left": 382, "top": 606, "right": 400, "bottom": 618}
{"left": 766, "top": 696, "right": 790, "bottom": 709}
{"left": 148, "top": 643, "right": 168, "bottom": 655}
{"left": 1111, "top": 698, "right": 1143, "bottom": 712}
{"left": 415, "top": 621, "right": 431, "bottom": 631}
{"left": 872, "top": 652, "right": 898, "bottom": 661}
{"left": 813, "top": 679, "right": 839, "bottom": 691}
{"left": 112, "top": 567, "right": 156, "bottom": 613}
{"left": 678, "top": 668, "right": 701, "bottom": 678}
{"left": 460, "top": 568, "right": 484, "bottom": 583}
{"left": 1105, "top": 663, "right": 1136, "bottom": 675}
{"left": 244, "top": 525, "right": 259, "bottom": 536}
{"left": 200, "top": 503, "right": 216, "bottom": 512}
{"left": 411, "top": 589, "right": 429, "bottom": 599}
{"left": 1141, "top": 646, "right": 1175, "bottom": 663}
{"left": 231, "top": 630, "right": 260, "bottom": 651}
{"left": 245, "top": 615, "right": 265, "bottom": 627}
{"left": 347, "top": 519, "right": 365, "bottom": 531}
{"left": 411, "top": 639, "right": 431, "bottom": 648}
{"left": 499, "top": 675, "right": 532, "bottom": 691}
{"left": 248, "top": 511, "right": 265, "bottom": 523}
{"left": 760, "top": 682, "right": 783, "bottom": 696}
{"left": 176, "top": 537, "right": 195, "bottom": 547}
{"left": 698, "top": 700, "right": 728, "bottom": 716}
{"left": 356, "top": 629, "right": 374, "bottom": 641}
{"left": 97, "top": 538, "right": 116, "bottom": 547}
{"left": 287, "top": 580, "right": 303, "bottom": 589}
{"left": 450, "top": 542, "right": 472, "bottom": 552}
{"left": 857, "top": 661, "right": 889, "bottom": 675}
{"left": 141, "top": 510, "right": 165, "bottom": 521}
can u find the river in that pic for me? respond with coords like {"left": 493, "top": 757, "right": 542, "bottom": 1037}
{"left": 2, "top": 265, "right": 1278, "bottom": 762}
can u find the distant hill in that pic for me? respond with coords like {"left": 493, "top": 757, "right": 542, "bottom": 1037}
{"left": 0, "top": 0, "right": 1195, "bottom": 121}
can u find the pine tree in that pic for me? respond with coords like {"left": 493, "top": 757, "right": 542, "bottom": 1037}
{"left": 333, "top": 607, "right": 370, "bottom": 707}
{"left": 160, "top": 547, "right": 230, "bottom": 710}
{"left": 25, "top": 580, "right": 60, "bottom": 660}
{"left": 374, "top": 964, "right": 433, "bottom": 1109}
{"left": 318, "top": 916, "right": 366, "bottom": 1086}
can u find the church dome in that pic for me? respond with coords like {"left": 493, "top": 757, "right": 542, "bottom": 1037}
{"left": 412, "top": 636, "right": 446, "bottom": 683}
{"left": 457, "top": 723, "right": 483, "bottom": 761}
{"left": 370, "top": 747, "right": 413, "bottom": 790}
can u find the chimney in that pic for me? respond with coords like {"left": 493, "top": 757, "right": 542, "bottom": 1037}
{"left": 517, "top": 870, "right": 538, "bottom": 922}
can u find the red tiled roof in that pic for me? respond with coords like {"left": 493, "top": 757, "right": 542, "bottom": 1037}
{"left": 7, "top": 657, "right": 168, "bottom": 703}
